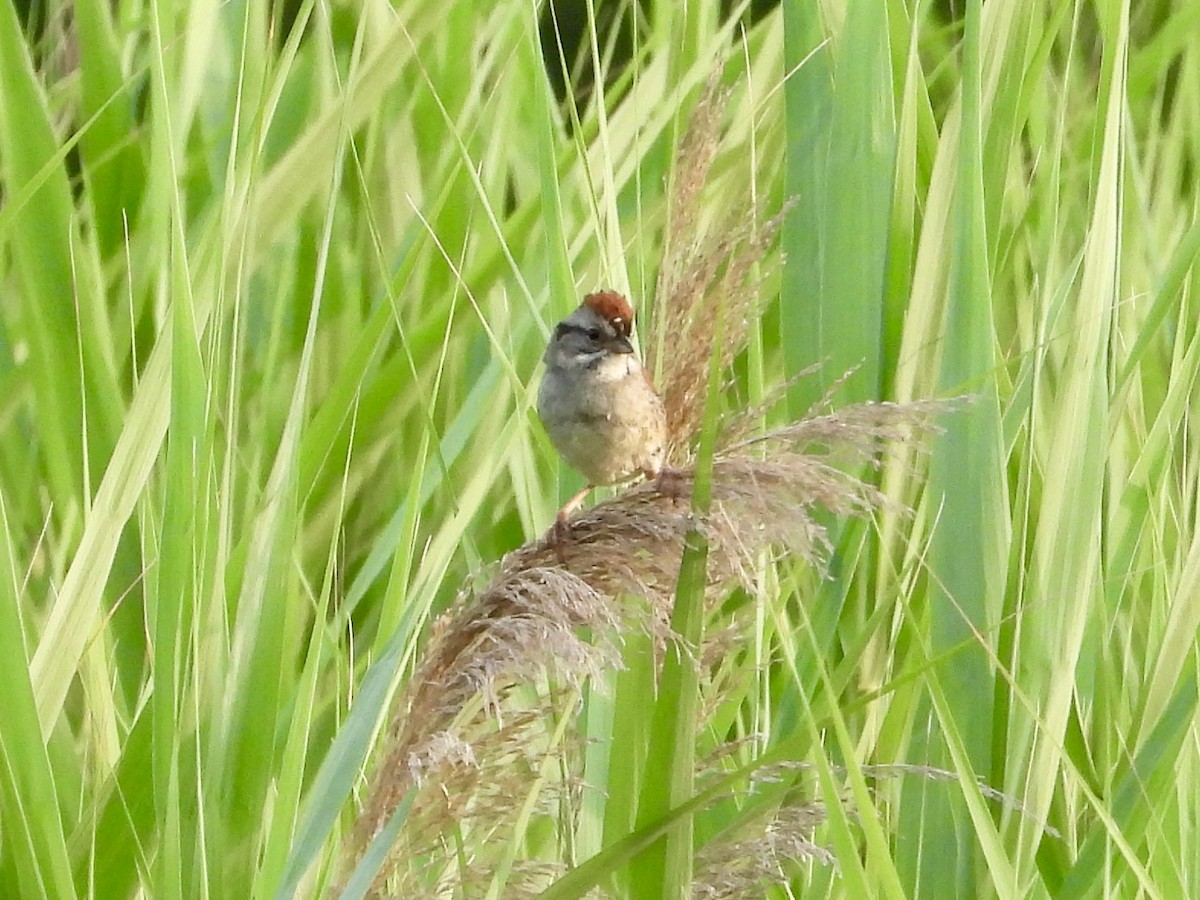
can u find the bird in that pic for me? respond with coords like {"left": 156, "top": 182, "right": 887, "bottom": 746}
{"left": 537, "top": 290, "right": 667, "bottom": 532}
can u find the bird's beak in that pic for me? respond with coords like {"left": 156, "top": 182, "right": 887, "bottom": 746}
{"left": 607, "top": 334, "right": 635, "bottom": 355}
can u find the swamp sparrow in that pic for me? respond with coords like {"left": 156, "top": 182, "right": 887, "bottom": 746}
{"left": 537, "top": 291, "right": 667, "bottom": 527}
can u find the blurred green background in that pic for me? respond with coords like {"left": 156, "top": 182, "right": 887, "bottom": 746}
{"left": 2, "top": 0, "right": 1198, "bottom": 896}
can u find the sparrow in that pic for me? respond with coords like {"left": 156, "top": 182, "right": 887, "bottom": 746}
{"left": 537, "top": 290, "right": 667, "bottom": 529}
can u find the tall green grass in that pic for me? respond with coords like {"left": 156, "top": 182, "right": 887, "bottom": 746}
{"left": 1, "top": 0, "right": 1197, "bottom": 896}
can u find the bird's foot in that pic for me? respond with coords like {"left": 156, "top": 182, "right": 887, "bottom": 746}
{"left": 545, "top": 486, "right": 593, "bottom": 563}
{"left": 652, "top": 465, "right": 689, "bottom": 504}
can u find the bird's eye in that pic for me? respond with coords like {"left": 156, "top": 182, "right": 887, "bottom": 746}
{"left": 586, "top": 328, "right": 602, "bottom": 341}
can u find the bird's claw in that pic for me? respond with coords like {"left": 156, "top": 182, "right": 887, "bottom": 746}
{"left": 653, "top": 465, "right": 688, "bottom": 504}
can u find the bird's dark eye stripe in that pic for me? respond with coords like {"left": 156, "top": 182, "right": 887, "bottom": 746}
{"left": 556, "top": 323, "right": 606, "bottom": 341}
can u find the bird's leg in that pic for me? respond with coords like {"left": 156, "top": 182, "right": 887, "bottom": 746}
{"left": 558, "top": 484, "right": 595, "bottom": 523}
{"left": 548, "top": 484, "right": 594, "bottom": 547}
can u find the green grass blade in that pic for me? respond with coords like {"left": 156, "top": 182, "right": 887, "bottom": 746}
{"left": 0, "top": 498, "right": 76, "bottom": 899}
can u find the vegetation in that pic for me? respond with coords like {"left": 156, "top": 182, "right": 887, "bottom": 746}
{"left": 0, "top": 0, "right": 1196, "bottom": 897}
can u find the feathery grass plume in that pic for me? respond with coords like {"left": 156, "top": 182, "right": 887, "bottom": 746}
{"left": 689, "top": 759, "right": 1059, "bottom": 898}
{"left": 371, "top": 709, "right": 587, "bottom": 896}
{"left": 346, "top": 400, "right": 951, "bottom": 891}
{"left": 347, "top": 67, "right": 954, "bottom": 894}
{"left": 649, "top": 71, "right": 792, "bottom": 460}
{"left": 694, "top": 803, "right": 835, "bottom": 900}
{"left": 352, "top": 571, "right": 621, "bottom": 841}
